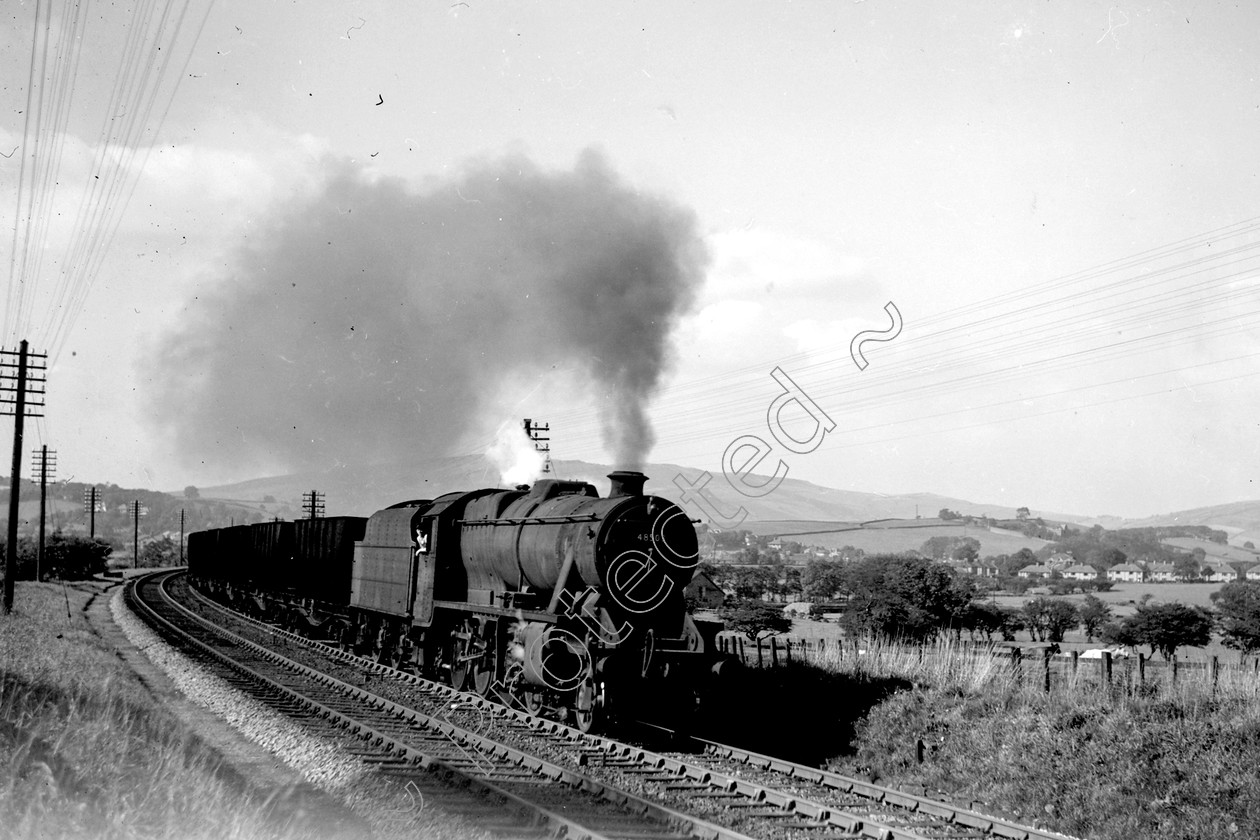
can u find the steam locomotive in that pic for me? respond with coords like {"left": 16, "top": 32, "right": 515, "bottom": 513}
{"left": 187, "top": 470, "right": 725, "bottom": 732}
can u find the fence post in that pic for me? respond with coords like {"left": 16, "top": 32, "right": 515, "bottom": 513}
{"left": 1010, "top": 647, "right": 1021, "bottom": 683}
{"left": 771, "top": 637, "right": 779, "bottom": 667}
{"left": 739, "top": 637, "right": 746, "bottom": 662}
{"left": 786, "top": 638, "right": 793, "bottom": 664}
{"left": 1071, "top": 650, "right": 1079, "bottom": 676}
{"left": 1138, "top": 652, "right": 1146, "bottom": 687}
{"left": 1102, "top": 651, "right": 1113, "bottom": 690}
{"left": 1172, "top": 654, "right": 1178, "bottom": 686}
{"left": 1212, "top": 655, "right": 1220, "bottom": 694}
{"left": 757, "top": 639, "right": 764, "bottom": 668}
{"left": 1043, "top": 647, "right": 1052, "bottom": 693}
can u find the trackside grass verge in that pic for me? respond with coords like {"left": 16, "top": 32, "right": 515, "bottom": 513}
{"left": 805, "top": 637, "right": 1260, "bottom": 839}
{"left": 0, "top": 582, "right": 487, "bottom": 840}
{"left": 0, "top": 582, "right": 361, "bottom": 839}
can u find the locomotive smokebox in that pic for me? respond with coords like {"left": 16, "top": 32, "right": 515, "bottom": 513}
{"left": 607, "top": 470, "right": 647, "bottom": 498}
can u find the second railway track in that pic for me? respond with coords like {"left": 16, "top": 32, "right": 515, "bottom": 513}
{"left": 128, "top": 569, "right": 752, "bottom": 840}
{"left": 134, "top": 569, "right": 1086, "bottom": 840}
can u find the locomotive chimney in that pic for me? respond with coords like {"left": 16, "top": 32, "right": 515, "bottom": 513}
{"left": 607, "top": 470, "right": 647, "bottom": 498}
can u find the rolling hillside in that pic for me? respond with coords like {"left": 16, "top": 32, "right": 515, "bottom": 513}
{"left": 739, "top": 518, "right": 1051, "bottom": 556}
{"left": 193, "top": 455, "right": 1083, "bottom": 527}
{"left": 1122, "top": 501, "right": 1260, "bottom": 548}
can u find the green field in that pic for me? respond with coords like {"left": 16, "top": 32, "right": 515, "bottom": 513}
{"left": 742, "top": 519, "right": 1049, "bottom": 557}
{"left": 1163, "top": 537, "right": 1260, "bottom": 565}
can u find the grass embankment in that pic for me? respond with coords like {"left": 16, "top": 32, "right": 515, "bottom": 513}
{"left": 805, "top": 639, "right": 1260, "bottom": 839}
{"left": 0, "top": 582, "right": 361, "bottom": 840}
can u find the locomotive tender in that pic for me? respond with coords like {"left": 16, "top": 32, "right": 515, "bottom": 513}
{"left": 187, "top": 470, "right": 723, "bottom": 731}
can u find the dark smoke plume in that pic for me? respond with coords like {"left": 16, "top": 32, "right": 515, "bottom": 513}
{"left": 147, "top": 150, "right": 708, "bottom": 475}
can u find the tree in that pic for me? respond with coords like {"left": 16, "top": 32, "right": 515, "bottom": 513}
{"left": 1245, "top": 541, "right": 1255, "bottom": 550}
{"left": 1212, "top": 581, "right": 1260, "bottom": 655}
{"left": 184, "top": 485, "right": 200, "bottom": 499}
{"left": 958, "top": 601, "right": 1006, "bottom": 641}
{"left": 140, "top": 536, "right": 180, "bottom": 567}
{"left": 730, "top": 566, "right": 777, "bottom": 600}
{"left": 920, "top": 536, "right": 957, "bottom": 560}
{"left": 950, "top": 537, "right": 981, "bottom": 563}
{"left": 802, "top": 560, "right": 846, "bottom": 601}
{"left": 1016, "top": 506, "right": 1030, "bottom": 521}
{"left": 1172, "top": 554, "right": 1201, "bottom": 581}
{"left": 719, "top": 599, "right": 792, "bottom": 641}
{"left": 1042, "top": 599, "right": 1080, "bottom": 643}
{"left": 938, "top": 508, "right": 960, "bottom": 521}
{"left": 839, "top": 556, "right": 974, "bottom": 642}
{"left": 1020, "top": 597, "right": 1079, "bottom": 643}
{"left": 1078, "top": 594, "right": 1113, "bottom": 642}
{"left": 1116, "top": 602, "right": 1214, "bottom": 659}
{"left": 1100, "top": 618, "right": 1141, "bottom": 648}
{"left": 37, "top": 533, "right": 112, "bottom": 580}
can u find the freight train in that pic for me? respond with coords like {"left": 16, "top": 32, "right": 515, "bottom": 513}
{"left": 186, "top": 470, "right": 727, "bottom": 732}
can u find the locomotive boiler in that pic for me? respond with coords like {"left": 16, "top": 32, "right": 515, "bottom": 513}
{"left": 188, "top": 470, "right": 724, "bottom": 732}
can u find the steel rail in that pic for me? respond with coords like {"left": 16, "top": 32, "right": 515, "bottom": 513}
{"left": 179, "top": 575, "right": 1082, "bottom": 840}
{"left": 135, "top": 571, "right": 756, "bottom": 840}
{"left": 129, "top": 572, "right": 621, "bottom": 840}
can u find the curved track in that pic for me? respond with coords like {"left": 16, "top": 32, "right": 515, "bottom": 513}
{"left": 143, "top": 570, "right": 1086, "bottom": 840}
{"left": 128, "top": 570, "right": 753, "bottom": 840}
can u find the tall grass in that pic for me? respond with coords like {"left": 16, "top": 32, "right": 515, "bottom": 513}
{"left": 0, "top": 583, "right": 342, "bottom": 840}
{"left": 802, "top": 636, "right": 1260, "bottom": 839}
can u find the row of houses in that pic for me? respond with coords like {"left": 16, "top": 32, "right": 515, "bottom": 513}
{"left": 1014, "top": 560, "right": 1252, "bottom": 583}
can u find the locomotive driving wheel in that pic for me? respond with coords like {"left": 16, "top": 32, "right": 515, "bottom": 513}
{"left": 468, "top": 621, "right": 496, "bottom": 696}
{"left": 446, "top": 623, "right": 471, "bottom": 690}
{"left": 570, "top": 665, "right": 602, "bottom": 734}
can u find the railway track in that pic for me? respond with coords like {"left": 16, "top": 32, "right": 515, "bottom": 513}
{"left": 127, "top": 569, "right": 754, "bottom": 840}
{"left": 145, "top": 571, "right": 1086, "bottom": 840}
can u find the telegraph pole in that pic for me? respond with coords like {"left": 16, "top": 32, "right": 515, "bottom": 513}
{"left": 83, "top": 486, "right": 99, "bottom": 539}
{"left": 127, "top": 501, "right": 147, "bottom": 569}
{"left": 301, "top": 490, "right": 324, "bottom": 520}
{"left": 1, "top": 341, "right": 47, "bottom": 614}
{"left": 32, "top": 446, "right": 55, "bottom": 582}
{"left": 179, "top": 509, "right": 185, "bottom": 564}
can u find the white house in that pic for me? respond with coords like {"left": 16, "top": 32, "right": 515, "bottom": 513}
{"left": 1062, "top": 564, "right": 1098, "bottom": 582}
{"left": 1018, "top": 564, "right": 1054, "bottom": 579}
{"left": 1202, "top": 562, "right": 1238, "bottom": 583}
{"left": 1147, "top": 562, "right": 1178, "bottom": 583}
{"left": 1107, "top": 563, "right": 1145, "bottom": 583}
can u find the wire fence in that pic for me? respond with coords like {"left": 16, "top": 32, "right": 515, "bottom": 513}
{"left": 716, "top": 634, "right": 1260, "bottom": 702}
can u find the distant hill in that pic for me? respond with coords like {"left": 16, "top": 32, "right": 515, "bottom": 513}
{"left": 194, "top": 455, "right": 1087, "bottom": 525}
{"left": 737, "top": 518, "right": 1051, "bottom": 557}
{"left": 1120, "top": 501, "right": 1260, "bottom": 548}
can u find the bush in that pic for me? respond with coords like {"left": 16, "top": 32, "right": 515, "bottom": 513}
{"left": 0, "top": 534, "right": 111, "bottom": 581}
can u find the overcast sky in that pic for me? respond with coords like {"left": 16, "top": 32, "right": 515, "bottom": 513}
{"left": 2, "top": 0, "right": 1258, "bottom": 520}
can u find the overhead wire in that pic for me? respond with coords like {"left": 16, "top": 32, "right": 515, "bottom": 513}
{"left": 4, "top": 0, "right": 217, "bottom": 362}
{"left": 539, "top": 217, "right": 1260, "bottom": 461}
{"left": 548, "top": 222, "right": 1260, "bottom": 432}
